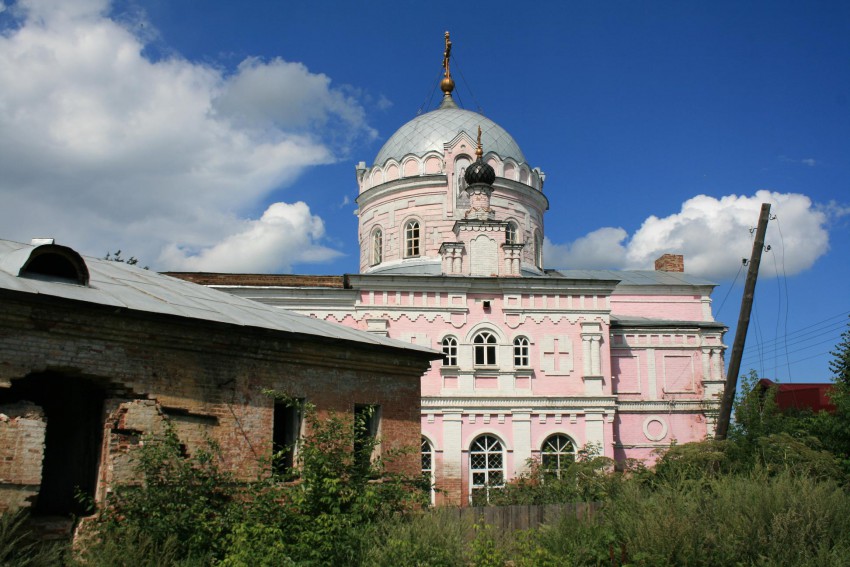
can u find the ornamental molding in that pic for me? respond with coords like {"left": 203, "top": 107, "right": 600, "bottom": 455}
{"left": 346, "top": 274, "right": 619, "bottom": 295}
{"left": 422, "top": 396, "right": 618, "bottom": 411}
{"left": 356, "top": 176, "right": 448, "bottom": 207}
{"left": 616, "top": 400, "right": 718, "bottom": 413}
{"left": 490, "top": 178, "right": 550, "bottom": 211}
{"left": 502, "top": 311, "right": 610, "bottom": 329}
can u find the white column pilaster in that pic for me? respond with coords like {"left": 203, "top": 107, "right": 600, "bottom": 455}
{"left": 511, "top": 410, "right": 532, "bottom": 477}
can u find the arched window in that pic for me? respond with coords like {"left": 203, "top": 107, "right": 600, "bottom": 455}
{"left": 534, "top": 231, "right": 543, "bottom": 269}
{"left": 441, "top": 336, "right": 458, "bottom": 366}
{"left": 372, "top": 228, "right": 383, "bottom": 265}
{"left": 456, "top": 156, "right": 471, "bottom": 196}
{"left": 422, "top": 436, "right": 435, "bottom": 504}
{"left": 405, "top": 220, "right": 420, "bottom": 258}
{"left": 541, "top": 434, "right": 576, "bottom": 478}
{"left": 470, "top": 434, "right": 504, "bottom": 503}
{"left": 473, "top": 331, "right": 497, "bottom": 366}
{"left": 513, "top": 336, "right": 530, "bottom": 367}
{"left": 505, "top": 222, "right": 518, "bottom": 245}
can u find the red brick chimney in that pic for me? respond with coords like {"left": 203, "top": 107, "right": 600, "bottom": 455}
{"left": 655, "top": 254, "right": 684, "bottom": 272}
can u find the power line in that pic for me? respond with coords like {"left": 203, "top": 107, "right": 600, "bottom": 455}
{"left": 774, "top": 216, "right": 792, "bottom": 381}
{"left": 741, "top": 331, "right": 844, "bottom": 365}
{"left": 715, "top": 261, "right": 744, "bottom": 317}
{"left": 742, "top": 311, "right": 850, "bottom": 350}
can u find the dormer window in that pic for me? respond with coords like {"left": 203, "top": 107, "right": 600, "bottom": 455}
{"left": 19, "top": 244, "right": 89, "bottom": 286}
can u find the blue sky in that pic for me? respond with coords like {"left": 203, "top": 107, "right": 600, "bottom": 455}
{"left": 1, "top": 0, "right": 848, "bottom": 382}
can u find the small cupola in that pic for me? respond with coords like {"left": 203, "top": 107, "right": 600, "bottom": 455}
{"left": 464, "top": 149, "right": 496, "bottom": 187}
{"left": 461, "top": 128, "right": 497, "bottom": 221}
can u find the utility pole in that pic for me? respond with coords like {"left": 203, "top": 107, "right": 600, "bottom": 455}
{"left": 714, "top": 203, "right": 771, "bottom": 440}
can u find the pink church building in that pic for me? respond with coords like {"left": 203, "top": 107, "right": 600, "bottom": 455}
{"left": 170, "top": 39, "right": 727, "bottom": 506}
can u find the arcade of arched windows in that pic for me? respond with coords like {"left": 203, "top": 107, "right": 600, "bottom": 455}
{"left": 438, "top": 330, "right": 535, "bottom": 371}
{"left": 362, "top": 154, "right": 542, "bottom": 192}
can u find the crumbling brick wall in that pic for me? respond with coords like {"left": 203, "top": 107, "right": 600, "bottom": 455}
{"left": 0, "top": 402, "right": 45, "bottom": 512}
{"left": 0, "top": 291, "right": 433, "bottom": 514}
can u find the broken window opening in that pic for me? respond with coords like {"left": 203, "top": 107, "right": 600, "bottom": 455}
{"left": 272, "top": 398, "right": 304, "bottom": 476}
{"left": 353, "top": 404, "right": 381, "bottom": 472}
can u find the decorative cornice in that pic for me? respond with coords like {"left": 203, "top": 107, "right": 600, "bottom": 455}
{"left": 356, "top": 175, "right": 448, "bottom": 207}
{"left": 422, "top": 396, "right": 618, "bottom": 410}
{"left": 616, "top": 399, "right": 718, "bottom": 412}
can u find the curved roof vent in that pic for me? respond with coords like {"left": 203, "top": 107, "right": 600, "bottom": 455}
{"left": 19, "top": 242, "right": 90, "bottom": 286}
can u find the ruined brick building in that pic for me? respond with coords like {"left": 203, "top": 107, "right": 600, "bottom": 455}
{"left": 0, "top": 238, "right": 438, "bottom": 517}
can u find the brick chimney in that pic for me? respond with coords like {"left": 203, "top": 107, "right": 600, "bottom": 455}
{"left": 655, "top": 253, "right": 684, "bottom": 272}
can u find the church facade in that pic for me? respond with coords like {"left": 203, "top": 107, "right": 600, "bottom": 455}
{"left": 170, "top": 37, "right": 727, "bottom": 506}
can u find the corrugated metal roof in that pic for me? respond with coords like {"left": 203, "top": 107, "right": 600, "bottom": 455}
{"left": 0, "top": 239, "right": 437, "bottom": 356}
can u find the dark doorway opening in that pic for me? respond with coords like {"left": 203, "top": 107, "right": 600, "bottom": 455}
{"left": 0, "top": 372, "right": 105, "bottom": 516}
{"left": 272, "top": 398, "right": 303, "bottom": 476}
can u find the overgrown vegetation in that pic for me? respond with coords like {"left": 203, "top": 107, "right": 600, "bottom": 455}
{"left": 72, "top": 397, "right": 430, "bottom": 566}
{"left": 4, "top": 318, "right": 850, "bottom": 565}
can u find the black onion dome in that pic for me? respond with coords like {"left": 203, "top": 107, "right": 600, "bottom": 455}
{"left": 464, "top": 158, "right": 496, "bottom": 186}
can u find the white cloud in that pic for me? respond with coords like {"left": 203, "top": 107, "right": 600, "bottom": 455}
{"left": 161, "top": 202, "right": 342, "bottom": 272}
{"left": 544, "top": 227, "right": 628, "bottom": 270}
{"left": 545, "top": 191, "right": 834, "bottom": 280}
{"left": 0, "top": 0, "right": 372, "bottom": 271}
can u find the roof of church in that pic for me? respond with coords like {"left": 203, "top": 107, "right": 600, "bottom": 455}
{"left": 548, "top": 269, "right": 716, "bottom": 287}
{"left": 611, "top": 316, "right": 726, "bottom": 329}
{"left": 0, "top": 239, "right": 436, "bottom": 355}
{"left": 373, "top": 96, "right": 526, "bottom": 166}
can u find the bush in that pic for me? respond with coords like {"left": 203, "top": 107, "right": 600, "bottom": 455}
{"left": 83, "top": 426, "right": 234, "bottom": 562}
{"left": 81, "top": 400, "right": 429, "bottom": 566}
{"left": 483, "top": 444, "right": 627, "bottom": 506}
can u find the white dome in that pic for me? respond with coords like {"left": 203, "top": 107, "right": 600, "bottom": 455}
{"left": 374, "top": 102, "right": 526, "bottom": 166}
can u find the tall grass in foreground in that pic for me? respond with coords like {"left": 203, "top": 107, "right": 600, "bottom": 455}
{"left": 533, "top": 471, "right": 850, "bottom": 566}
{"left": 362, "top": 471, "right": 850, "bottom": 566}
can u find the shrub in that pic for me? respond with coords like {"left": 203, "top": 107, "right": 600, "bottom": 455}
{"left": 81, "top": 399, "right": 429, "bottom": 565}
{"left": 84, "top": 426, "right": 234, "bottom": 562}
{"left": 485, "top": 444, "right": 624, "bottom": 506}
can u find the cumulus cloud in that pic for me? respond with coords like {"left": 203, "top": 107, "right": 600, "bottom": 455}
{"left": 161, "top": 202, "right": 342, "bottom": 272}
{"left": 0, "top": 0, "right": 371, "bottom": 271}
{"left": 545, "top": 191, "right": 836, "bottom": 280}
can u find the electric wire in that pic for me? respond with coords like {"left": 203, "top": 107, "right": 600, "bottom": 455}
{"left": 715, "top": 261, "right": 744, "bottom": 318}
{"left": 738, "top": 310, "right": 850, "bottom": 379}
{"left": 751, "top": 295, "right": 766, "bottom": 378}
{"left": 418, "top": 67, "right": 445, "bottom": 115}
{"left": 774, "top": 216, "right": 792, "bottom": 381}
{"left": 452, "top": 53, "right": 482, "bottom": 113}
{"left": 742, "top": 332, "right": 844, "bottom": 364}
{"left": 770, "top": 248, "right": 784, "bottom": 379}
{"left": 741, "top": 311, "right": 850, "bottom": 350}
